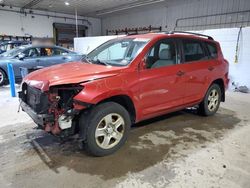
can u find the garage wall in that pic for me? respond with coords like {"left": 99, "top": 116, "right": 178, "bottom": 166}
{"left": 102, "top": 0, "right": 250, "bottom": 33}
{"left": 0, "top": 6, "right": 101, "bottom": 38}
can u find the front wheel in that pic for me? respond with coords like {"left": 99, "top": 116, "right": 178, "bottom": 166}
{"left": 198, "top": 84, "right": 222, "bottom": 116}
{"left": 80, "top": 102, "right": 131, "bottom": 156}
{"left": 0, "top": 69, "right": 7, "bottom": 86}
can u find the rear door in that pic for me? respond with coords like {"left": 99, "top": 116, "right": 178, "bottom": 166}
{"left": 52, "top": 47, "right": 80, "bottom": 63}
{"left": 38, "top": 47, "right": 78, "bottom": 67}
{"left": 38, "top": 47, "right": 58, "bottom": 67}
{"left": 180, "top": 39, "right": 215, "bottom": 104}
{"left": 138, "top": 38, "right": 186, "bottom": 118}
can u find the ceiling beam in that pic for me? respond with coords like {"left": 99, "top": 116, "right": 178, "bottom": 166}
{"left": 22, "top": 0, "right": 44, "bottom": 9}
{"left": 95, "top": 0, "right": 165, "bottom": 16}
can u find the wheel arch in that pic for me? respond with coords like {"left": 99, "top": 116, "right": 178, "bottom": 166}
{"left": 0, "top": 67, "right": 7, "bottom": 76}
{"left": 78, "top": 94, "right": 136, "bottom": 143}
{"left": 97, "top": 95, "right": 136, "bottom": 124}
{"left": 211, "top": 78, "right": 225, "bottom": 102}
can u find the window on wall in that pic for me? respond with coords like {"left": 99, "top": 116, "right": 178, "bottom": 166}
{"left": 183, "top": 40, "right": 207, "bottom": 62}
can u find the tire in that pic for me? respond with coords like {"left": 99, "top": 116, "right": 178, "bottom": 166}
{"left": 198, "top": 84, "right": 222, "bottom": 116}
{"left": 80, "top": 102, "right": 131, "bottom": 156}
{"left": 0, "top": 69, "right": 7, "bottom": 86}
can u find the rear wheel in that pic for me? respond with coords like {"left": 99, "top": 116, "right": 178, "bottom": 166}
{"left": 80, "top": 102, "right": 131, "bottom": 156}
{"left": 0, "top": 69, "right": 7, "bottom": 86}
{"left": 198, "top": 84, "right": 222, "bottom": 116}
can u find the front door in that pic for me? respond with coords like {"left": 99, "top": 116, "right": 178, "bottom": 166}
{"left": 13, "top": 47, "right": 40, "bottom": 79}
{"left": 138, "top": 39, "right": 186, "bottom": 118}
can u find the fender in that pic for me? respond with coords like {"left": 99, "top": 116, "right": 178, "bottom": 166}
{"left": 73, "top": 75, "right": 142, "bottom": 121}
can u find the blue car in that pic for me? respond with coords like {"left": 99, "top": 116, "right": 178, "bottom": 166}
{"left": 0, "top": 41, "right": 31, "bottom": 54}
{"left": 0, "top": 45, "right": 83, "bottom": 86}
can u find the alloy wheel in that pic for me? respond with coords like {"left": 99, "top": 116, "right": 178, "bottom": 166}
{"left": 95, "top": 113, "right": 125, "bottom": 149}
{"left": 0, "top": 71, "right": 4, "bottom": 84}
{"left": 207, "top": 89, "right": 219, "bottom": 112}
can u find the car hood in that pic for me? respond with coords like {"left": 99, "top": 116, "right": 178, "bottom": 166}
{"left": 24, "top": 61, "right": 125, "bottom": 91}
{"left": 0, "top": 56, "right": 14, "bottom": 60}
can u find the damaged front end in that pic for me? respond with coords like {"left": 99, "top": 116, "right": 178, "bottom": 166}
{"left": 19, "top": 83, "right": 88, "bottom": 137}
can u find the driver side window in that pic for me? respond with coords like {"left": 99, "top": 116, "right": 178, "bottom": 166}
{"left": 146, "top": 40, "right": 178, "bottom": 69}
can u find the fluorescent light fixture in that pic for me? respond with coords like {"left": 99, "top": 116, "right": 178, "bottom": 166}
{"left": 96, "top": 0, "right": 165, "bottom": 16}
{"left": 65, "top": 2, "right": 70, "bottom": 6}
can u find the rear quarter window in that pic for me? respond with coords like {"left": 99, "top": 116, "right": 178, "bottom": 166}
{"left": 182, "top": 40, "right": 207, "bottom": 62}
{"left": 206, "top": 42, "right": 218, "bottom": 59}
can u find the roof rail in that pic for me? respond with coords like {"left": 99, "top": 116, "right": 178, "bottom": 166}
{"left": 166, "top": 31, "right": 214, "bottom": 40}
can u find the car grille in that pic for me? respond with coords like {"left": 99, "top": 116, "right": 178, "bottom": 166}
{"left": 26, "top": 86, "right": 49, "bottom": 114}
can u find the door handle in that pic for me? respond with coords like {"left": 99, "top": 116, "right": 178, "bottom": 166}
{"left": 36, "top": 59, "right": 40, "bottom": 62}
{"left": 176, "top": 70, "right": 185, "bottom": 76}
{"left": 62, "top": 57, "right": 67, "bottom": 60}
{"left": 208, "top": 66, "right": 214, "bottom": 71}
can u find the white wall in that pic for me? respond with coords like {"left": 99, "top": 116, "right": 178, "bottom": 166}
{"left": 0, "top": 7, "right": 101, "bottom": 38}
{"left": 74, "top": 35, "right": 123, "bottom": 54}
{"left": 102, "top": 0, "right": 250, "bottom": 33}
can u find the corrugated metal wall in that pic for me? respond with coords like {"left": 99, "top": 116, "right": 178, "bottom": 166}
{"left": 102, "top": 0, "right": 250, "bottom": 34}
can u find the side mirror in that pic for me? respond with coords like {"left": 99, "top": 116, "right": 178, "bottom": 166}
{"left": 17, "top": 53, "right": 25, "bottom": 60}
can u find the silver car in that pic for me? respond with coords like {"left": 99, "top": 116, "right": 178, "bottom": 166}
{"left": 0, "top": 45, "right": 83, "bottom": 86}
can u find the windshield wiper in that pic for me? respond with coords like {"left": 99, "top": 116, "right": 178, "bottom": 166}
{"left": 81, "top": 56, "right": 92, "bottom": 64}
{"left": 81, "top": 56, "right": 109, "bottom": 66}
{"left": 94, "top": 59, "right": 109, "bottom": 66}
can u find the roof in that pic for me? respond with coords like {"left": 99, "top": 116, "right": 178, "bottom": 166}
{"left": 122, "top": 32, "right": 216, "bottom": 42}
{"left": 0, "top": 41, "right": 31, "bottom": 45}
{"left": 16, "top": 44, "right": 71, "bottom": 50}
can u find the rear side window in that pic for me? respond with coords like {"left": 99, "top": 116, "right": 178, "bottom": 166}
{"left": 183, "top": 40, "right": 207, "bottom": 62}
{"left": 53, "top": 48, "right": 69, "bottom": 56}
{"left": 206, "top": 42, "right": 218, "bottom": 58}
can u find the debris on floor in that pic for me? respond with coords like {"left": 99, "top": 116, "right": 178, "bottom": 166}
{"left": 232, "top": 82, "right": 249, "bottom": 93}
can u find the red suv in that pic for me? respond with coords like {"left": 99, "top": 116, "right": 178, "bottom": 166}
{"left": 19, "top": 31, "right": 229, "bottom": 156}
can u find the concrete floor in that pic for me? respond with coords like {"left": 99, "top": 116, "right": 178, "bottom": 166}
{"left": 0, "top": 86, "right": 250, "bottom": 188}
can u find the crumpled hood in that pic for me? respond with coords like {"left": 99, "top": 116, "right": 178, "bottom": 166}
{"left": 24, "top": 61, "right": 124, "bottom": 91}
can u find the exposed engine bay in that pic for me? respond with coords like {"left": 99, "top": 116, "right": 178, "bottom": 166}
{"left": 19, "top": 83, "right": 86, "bottom": 138}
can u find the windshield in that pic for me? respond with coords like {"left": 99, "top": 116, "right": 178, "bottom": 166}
{"left": 86, "top": 38, "right": 149, "bottom": 66}
{"left": 0, "top": 46, "right": 25, "bottom": 57}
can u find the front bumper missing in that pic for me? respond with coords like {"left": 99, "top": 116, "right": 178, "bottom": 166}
{"left": 20, "top": 100, "right": 54, "bottom": 127}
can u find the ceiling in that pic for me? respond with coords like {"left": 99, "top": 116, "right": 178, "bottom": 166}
{"left": 0, "top": 0, "right": 166, "bottom": 17}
